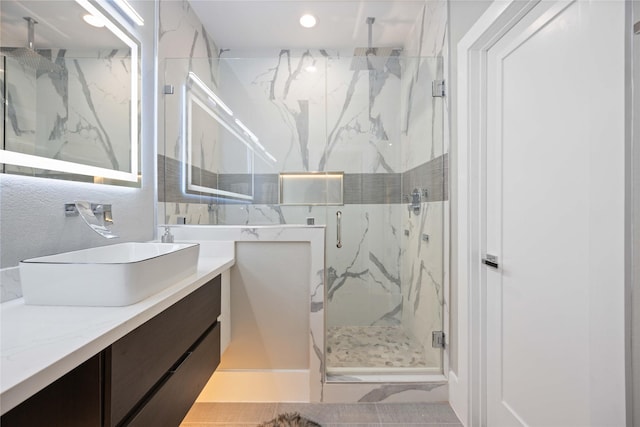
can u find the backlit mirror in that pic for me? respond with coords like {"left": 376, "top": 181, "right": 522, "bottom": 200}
{"left": 0, "top": 0, "right": 140, "bottom": 185}
{"left": 184, "top": 71, "right": 276, "bottom": 201}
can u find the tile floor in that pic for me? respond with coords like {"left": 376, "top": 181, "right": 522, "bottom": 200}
{"left": 327, "top": 326, "right": 428, "bottom": 368}
{"left": 181, "top": 402, "right": 463, "bottom": 426}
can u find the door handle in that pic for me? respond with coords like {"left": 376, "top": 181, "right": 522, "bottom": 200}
{"left": 482, "top": 254, "right": 499, "bottom": 268}
{"left": 336, "top": 211, "right": 342, "bottom": 248}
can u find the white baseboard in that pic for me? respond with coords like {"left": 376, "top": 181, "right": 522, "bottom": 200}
{"left": 448, "top": 370, "right": 467, "bottom": 426}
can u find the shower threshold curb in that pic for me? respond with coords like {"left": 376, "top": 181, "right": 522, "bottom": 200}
{"left": 325, "top": 372, "right": 447, "bottom": 384}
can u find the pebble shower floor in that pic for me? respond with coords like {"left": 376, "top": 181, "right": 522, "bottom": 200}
{"left": 326, "top": 326, "right": 428, "bottom": 368}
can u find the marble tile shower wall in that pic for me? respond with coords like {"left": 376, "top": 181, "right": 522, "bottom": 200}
{"left": 400, "top": 0, "right": 448, "bottom": 365}
{"left": 161, "top": 48, "right": 407, "bottom": 328}
{"left": 158, "top": 0, "right": 220, "bottom": 164}
{"left": 3, "top": 49, "right": 132, "bottom": 175}
{"left": 157, "top": 0, "right": 449, "bottom": 370}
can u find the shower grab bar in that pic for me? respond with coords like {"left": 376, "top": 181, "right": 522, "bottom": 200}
{"left": 336, "top": 211, "right": 342, "bottom": 248}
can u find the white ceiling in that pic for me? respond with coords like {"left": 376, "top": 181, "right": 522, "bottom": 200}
{"left": 0, "top": 0, "right": 127, "bottom": 50}
{"left": 1, "top": 1, "right": 427, "bottom": 51}
{"left": 189, "top": 1, "right": 427, "bottom": 50}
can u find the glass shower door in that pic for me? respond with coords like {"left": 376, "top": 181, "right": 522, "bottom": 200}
{"left": 324, "top": 55, "right": 445, "bottom": 378}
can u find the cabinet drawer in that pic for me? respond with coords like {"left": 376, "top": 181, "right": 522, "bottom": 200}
{"left": 107, "top": 276, "right": 221, "bottom": 426}
{"left": 125, "top": 322, "right": 221, "bottom": 427}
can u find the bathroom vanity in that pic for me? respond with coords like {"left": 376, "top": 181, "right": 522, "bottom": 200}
{"left": 108, "top": 275, "right": 220, "bottom": 426}
{"left": 0, "top": 244, "right": 234, "bottom": 426}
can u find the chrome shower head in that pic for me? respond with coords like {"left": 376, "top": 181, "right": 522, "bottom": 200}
{"left": 350, "top": 17, "right": 402, "bottom": 71}
{"left": 2, "top": 17, "right": 62, "bottom": 74}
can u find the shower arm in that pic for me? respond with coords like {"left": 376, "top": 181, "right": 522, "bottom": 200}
{"left": 367, "top": 17, "right": 375, "bottom": 52}
{"left": 25, "top": 17, "right": 36, "bottom": 50}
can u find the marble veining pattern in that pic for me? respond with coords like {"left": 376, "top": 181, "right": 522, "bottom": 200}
{"left": 325, "top": 205, "right": 403, "bottom": 327}
{"left": 401, "top": 200, "right": 445, "bottom": 368}
{"left": 215, "top": 48, "right": 403, "bottom": 174}
{"left": 4, "top": 48, "right": 132, "bottom": 174}
{"left": 398, "top": 0, "right": 448, "bottom": 376}
{"left": 160, "top": 48, "right": 443, "bottom": 342}
{"left": 356, "top": 383, "right": 448, "bottom": 403}
{"left": 159, "top": 0, "right": 220, "bottom": 165}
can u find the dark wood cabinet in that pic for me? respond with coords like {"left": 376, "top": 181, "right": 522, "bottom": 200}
{"left": 1, "top": 275, "right": 222, "bottom": 427}
{"left": 1, "top": 353, "right": 103, "bottom": 427}
{"left": 126, "top": 323, "right": 221, "bottom": 427}
{"left": 107, "top": 276, "right": 221, "bottom": 426}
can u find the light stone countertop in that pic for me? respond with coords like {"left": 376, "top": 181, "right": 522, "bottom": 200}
{"left": 0, "top": 241, "right": 235, "bottom": 415}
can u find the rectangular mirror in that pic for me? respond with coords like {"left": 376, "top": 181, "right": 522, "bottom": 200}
{"left": 0, "top": 0, "right": 140, "bottom": 185}
{"left": 184, "top": 71, "right": 276, "bottom": 201}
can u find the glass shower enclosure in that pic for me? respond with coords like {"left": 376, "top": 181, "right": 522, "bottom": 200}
{"left": 160, "top": 51, "right": 445, "bottom": 380}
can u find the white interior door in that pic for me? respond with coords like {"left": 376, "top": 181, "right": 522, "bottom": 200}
{"left": 483, "top": 0, "right": 626, "bottom": 425}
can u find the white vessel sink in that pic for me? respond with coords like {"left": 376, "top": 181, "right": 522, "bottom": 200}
{"left": 19, "top": 242, "right": 200, "bottom": 306}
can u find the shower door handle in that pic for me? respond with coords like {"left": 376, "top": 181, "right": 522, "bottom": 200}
{"left": 336, "top": 211, "right": 342, "bottom": 248}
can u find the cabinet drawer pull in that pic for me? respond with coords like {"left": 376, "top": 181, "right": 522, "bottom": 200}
{"left": 169, "top": 351, "right": 193, "bottom": 374}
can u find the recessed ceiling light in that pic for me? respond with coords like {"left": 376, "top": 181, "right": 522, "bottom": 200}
{"left": 83, "top": 13, "right": 105, "bottom": 28}
{"left": 299, "top": 14, "right": 317, "bottom": 28}
{"left": 305, "top": 65, "right": 317, "bottom": 73}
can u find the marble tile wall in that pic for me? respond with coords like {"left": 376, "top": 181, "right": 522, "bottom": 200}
{"left": 400, "top": 0, "right": 449, "bottom": 369}
{"left": 159, "top": 39, "right": 410, "bottom": 329}
{"left": 401, "top": 1, "right": 447, "bottom": 171}
{"left": 163, "top": 53, "right": 408, "bottom": 328}
{"left": 158, "top": 0, "right": 220, "bottom": 165}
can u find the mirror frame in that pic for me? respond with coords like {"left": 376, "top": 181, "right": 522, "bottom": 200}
{"left": 0, "top": 0, "right": 140, "bottom": 184}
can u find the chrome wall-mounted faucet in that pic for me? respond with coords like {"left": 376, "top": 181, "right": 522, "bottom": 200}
{"left": 65, "top": 201, "right": 118, "bottom": 239}
{"left": 91, "top": 203, "right": 114, "bottom": 225}
{"left": 65, "top": 202, "right": 113, "bottom": 222}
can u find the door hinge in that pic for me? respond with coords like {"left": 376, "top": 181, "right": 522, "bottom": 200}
{"left": 163, "top": 84, "right": 175, "bottom": 95}
{"left": 432, "top": 331, "right": 445, "bottom": 349}
{"left": 432, "top": 80, "right": 445, "bottom": 97}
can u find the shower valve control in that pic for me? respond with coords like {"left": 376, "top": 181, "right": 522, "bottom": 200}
{"left": 407, "top": 188, "right": 425, "bottom": 215}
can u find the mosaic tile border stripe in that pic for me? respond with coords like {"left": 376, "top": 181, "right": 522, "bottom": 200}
{"left": 159, "top": 154, "right": 448, "bottom": 205}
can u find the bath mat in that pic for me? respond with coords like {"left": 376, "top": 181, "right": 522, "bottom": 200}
{"left": 258, "top": 412, "right": 321, "bottom": 427}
